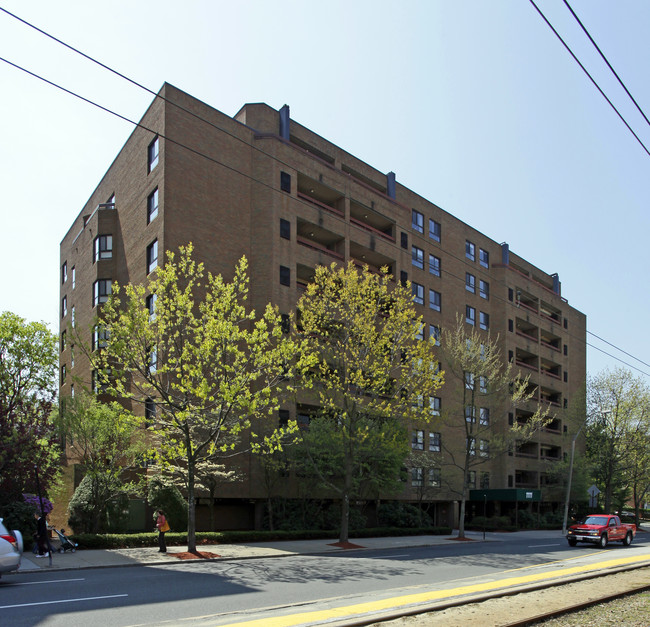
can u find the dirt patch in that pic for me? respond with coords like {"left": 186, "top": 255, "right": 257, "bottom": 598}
{"left": 328, "top": 541, "right": 366, "bottom": 549}
{"left": 169, "top": 551, "right": 221, "bottom": 560}
{"left": 447, "top": 536, "right": 475, "bottom": 542}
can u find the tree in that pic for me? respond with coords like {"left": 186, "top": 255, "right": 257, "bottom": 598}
{"left": 97, "top": 245, "right": 295, "bottom": 551}
{"left": 586, "top": 368, "right": 650, "bottom": 513}
{"left": 438, "top": 319, "right": 550, "bottom": 538}
{"left": 294, "top": 262, "right": 443, "bottom": 543}
{"left": 54, "top": 391, "right": 146, "bottom": 533}
{"left": 0, "top": 311, "right": 59, "bottom": 509}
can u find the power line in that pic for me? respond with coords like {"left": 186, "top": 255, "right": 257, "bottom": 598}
{"left": 563, "top": 0, "right": 650, "bottom": 130}
{"left": 528, "top": 0, "right": 650, "bottom": 158}
{"left": 0, "top": 21, "right": 647, "bottom": 379}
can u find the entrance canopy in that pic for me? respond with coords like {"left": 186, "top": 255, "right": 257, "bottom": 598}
{"left": 469, "top": 488, "right": 541, "bottom": 502}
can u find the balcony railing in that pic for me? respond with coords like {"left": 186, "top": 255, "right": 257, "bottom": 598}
{"left": 349, "top": 217, "right": 395, "bottom": 242}
{"left": 297, "top": 192, "right": 344, "bottom": 218}
{"left": 516, "top": 330, "right": 538, "bottom": 343}
{"left": 297, "top": 236, "right": 344, "bottom": 260}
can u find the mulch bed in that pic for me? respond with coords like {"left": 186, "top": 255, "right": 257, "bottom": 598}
{"left": 328, "top": 541, "right": 366, "bottom": 549}
{"left": 169, "top": 551, "right": 221, "bottom": 560}
{"left": 447, "top": 536, "right": 475, "bottom": 541}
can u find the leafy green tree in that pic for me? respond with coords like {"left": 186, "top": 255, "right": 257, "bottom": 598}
{"left": 97, "top": 245, "right": 295, "bottom": 551}
{"left": 294, "top": 262, "right": 443, "bottom": 543}
{"left": 55, "top": 391, "right": 146, "bottom": 533}
{"left": 587, "top": 368, "right": 650, "bottom": 513}
{"left": 0, "top": 311, "right": 59, "bottom": 509}
{"left": 438, "top": 319, "right": 550, "bottom": 537}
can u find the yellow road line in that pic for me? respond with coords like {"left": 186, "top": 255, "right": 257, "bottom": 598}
{"left": 220, "top": 553, "right": 650, "bottom": 627}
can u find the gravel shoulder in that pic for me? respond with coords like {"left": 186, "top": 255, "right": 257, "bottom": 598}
{"left": 368, "top": 567, "right": 650, "bottom": 626}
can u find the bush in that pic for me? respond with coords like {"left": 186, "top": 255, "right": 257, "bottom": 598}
{"left": 68, "top": 474, "right": 130, "bottom": 533}
{"left": 0, "top": 500, "right": 38, "bottom": 538}
{"left": 378, "top": 502, "right": 432, "bottom": 528}
{"left": 469, "top": 515, "right": 515, "bottom": 531}
{"left": 147, "top": 476, "right": 187, "bottom": 532}
{"left": 517, "top": 510, "right": 537, "bottom": 529}
{"left": 541, "top": 510, "right": 564, "bottom": 529}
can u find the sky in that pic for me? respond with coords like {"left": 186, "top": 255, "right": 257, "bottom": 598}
{"left": 0, "top": 0, "right": 648, "bottom": 381}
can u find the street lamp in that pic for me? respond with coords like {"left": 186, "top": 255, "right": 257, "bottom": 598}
{"left": 562, "top": 427, "right": 582, "bottom": 536}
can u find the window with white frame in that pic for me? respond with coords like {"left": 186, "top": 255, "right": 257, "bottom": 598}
{"left": 149, "top": 347, "right": 157, "bottom": 374}
{"left": 60, "top": 330, "right": 66, "bottom": 352}
{"left": 479, "top": 279, "right": 489, "bottom": 299}
{"left": 479, "top": 376, "right": 488, "bottom": 393}
{"left": 146, "top": 293, "right": 157, "bottom": 321}
{"left": 61, "top": 295, "right": 67, "bottom": 318}
{"left": 429, "top": 254, "right": 441, "bottom": 277}
{"left": 465, "top": 406, "right": 476, "bottom": 423}
{"left": 94, "top": 234, "right": 113, "bottom": 262}
{"left": 480, "top": 311, "right": 489, "bottom": 330}
{"left": 429, "top": 467, "right": 441, "bottom": 487}
{"left": 480, "top": 471, "right": 490, "bottom": 489}
{"left": 429, "top": 396, "right": 441, "bottom": 416}
{"left": 411, "top": 467, "right": 424, "bottom": 487}
{"left": 466, "top": 273, "right": 475, "bottom": 293}
{"left": 147, "top": 239, "right": 158, "bottom": 274}
{"left": 93, "top": 279, "right": 112, "bottom": 307}
{"left": 412, "top": 245, "right": 424, "bottom": 269}
{"left": 429, "top": 324, "right": 440, "bottom": 345}
{"left": 412, "top": 282, "right": 424, "bottom": 305}
{"left": 148, "top": 136, "right": 159, "bottom": 172}
{"left": 466, "top": 240, "right": 475, "bottom": 261}
{"left": 465, "top": 372, "right": 475, "bottom": 390}
{"left": 429, "top": 431, "right": 441, "bottom": 452}
{"left": 480, "top": 407, "right": 490, "bottom": 426}
{"left": 466, "top": 305, "right": 475, "bottom": 325}
{"left": 412, "top": 209, "right": 424, "bottom": 233}
{"left": 467, "top": 470, "right": 476, "bottom": 486}
{"left": 61, "top": 262, "right": 67, "bottom": 284}
{"left": 71, "top": 266, "right": 76, "bottom": 290}
{"left": 429, "top": 219, "right": 441, "bottom": 242}
{"left": 414, "top": 321, "right": 424, "bottom": 341}
{"left": 479, "top": 248, "right": 489, "bottom": 268}
{"left": 412, "top": 429, "right": 424, "bottom": 450}
{"left": 147, "top": 188, "right": 159, "bottom": 223}
{"left": 71, "top": 306, "right": 75, "bottom": 328}
{"left": 92, "top": 325, "right": 109, "bottom": 351}
{"left": 479, "top": 439, "right": 489, "bottom": 458}
{"left": 429, "top": 289, "right": 441, "bottom": 312}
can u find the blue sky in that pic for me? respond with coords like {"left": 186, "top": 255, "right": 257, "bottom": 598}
{"left": 0, "top": 0, "right": 648, "bottom": 380}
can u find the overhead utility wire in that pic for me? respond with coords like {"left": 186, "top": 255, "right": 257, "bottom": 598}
{"left": 587, "top": 331, "right": 650, "bottom": 370}
{"left": 528, "top": 0, "right": 650, "bottom": 158}
{"left": 1, "top": 13, "right": 647, "bottom": 378}
{"left": 564, "top": 0, "right": 650, "bottom": 130}
{"left": 2, "top": 54, "right": 647, "bottom": 378}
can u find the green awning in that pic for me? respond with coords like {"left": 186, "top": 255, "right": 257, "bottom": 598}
{"left": 469, "top": 488, "right": 541, "bottom": 502}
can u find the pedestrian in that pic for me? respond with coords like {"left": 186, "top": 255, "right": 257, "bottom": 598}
{"left": 155, "top": 509, "right": 169, "bottom": 553}
{"left": 34, "top": 512, "right": 49, "bottom": 557}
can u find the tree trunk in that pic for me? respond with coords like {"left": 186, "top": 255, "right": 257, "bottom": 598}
{"left": 187, "top": 453, "right": 196, "bottom": 553}
{"left": 267, "top": 496, "right": 274, "bottom": 532}
{"left": 339, "top": 493, "right": 350, "bottom": 544}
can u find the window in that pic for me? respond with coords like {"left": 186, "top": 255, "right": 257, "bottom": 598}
{"left": 94, "top": 235, "right": 113, "bottom": 262}
{"left": 429, "top": 325, "right": 440, "bottom": 346}
{"left": 479, "top": 439, "right": 489, "bottom": 458}
{"left": 466, "top": 305, "right": 475, "bottom": 325}
{"left": 145, "top": 398, "right": 156, "bottom": 426}
{"left": 70, "top": 345, "right": 75, "bottom": 369}
{"left": 149, "top": 347, "right": 157, "bottom": 374}
{"left": 71, "top": 266, "right": 76, "bottom": 290}
{"left": 146, "top": 293, "right": 157, "bottom": 321}
{"left": 61, "top": 295, "right": 67, "bottom": 318}
{"left": 465, "top": 372, "right": 475, "bottom": 390}
{"left": 411, "top": 467, "right": 423, "bottom": 487}
{"left": 411, "top": 209, "right": 424, "bottom": 233}
{"left": 147, "top": 239, "right": 158, "bottom": 273}
{"left": 428, "top": 467, "right": 441, "bottom": 487}
{"left": 414, "top": 322, "right": 424, "bottom": 341}
{"left": 148, "top": 136, "right": 159, "bottom": 172}
{"left": 280, "top": 171, "right": 291, "bottom": 193}
{"left": 467, "top": 439, "right": 476, "bottom": 459}
{"left": 412, "top": 429, "right": 424, "bottom": 450}
{"left": 61, "top": 364, "right": 66, "bottom": 384}
{"left": 70, "top": 383, "right": 74, "bottom": 398}
{"left": 429, "top": 396, "right": 441, "bottom": 416}
{"left": 280, "top": 218, "right": 290, "bottom": 239}
{"left": 465, "top": 240, "right": 475, "bottom": 261}
{"left": 412, "top": 282, "right": 424, "bottom": 305}
{"left": 479, "top": 311, "right": 489, "bottom": 330}
{"left": 429, "top": 289, "right": 441, "bottom": 312}
{"left": 480, "top": 472, "right": 490, "bottom": 489}
{"left": 71, "top": 306, "right": 75, "bottom": 328}
{"left": 480, "top": 407, "right": 490, "bottom": 426}
{"left": 400, "top": 270, "right": 408, "bottom": 286}
{"left": 147, "top": 188, "right": 159, "bottom": 223}
{"left": 60, "top": 331, "right": 66, "bottom": 352}
{"left": 479, "top": 280, "right": 489, "bottom": 300}
{"left": 429, "top": 254, "right": 441, "bottom": 277}
{"left": 479, "top": 248, "right": 489, "bottom": 268}
{"left": 412, "top": 246, "right": 424, "bottom": 269}
{"left": 465, "top": 273, "right": 475, "bottom": 293}
{"left": 466, "top": 406, "right": 476, "bottom": 423}
{"left": 429, "top": 219, "right": 441, "bottom": 242}
{"left": 280, "top": 265, "right": 290, "bottom": 286}
{"left": 281, "top": 313, "right": 290, "bottom": 334}
{"left": 429, "top": 432, "right": 441, "bottom": 452}
{"left": 61, "top": 262, "right": 67, "bottom": 284}
{"left": 93, "top": 279, "right": 112, "bottom": 307}
{"left": 92, "top": 325, "right": 109, "bottom": 351}
{"left": 479, "top": 376, "right": 488, "bottom": 393}
{"left": 401, "top": 232, "right": 408, "bottom": 249}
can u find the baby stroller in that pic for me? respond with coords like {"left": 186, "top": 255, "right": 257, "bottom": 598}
{"left": 54, "top": 528, "right": 77, "bottom": 553}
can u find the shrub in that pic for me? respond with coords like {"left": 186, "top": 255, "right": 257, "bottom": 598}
{"left": 147, "top": 476, "right": 187, "bottom": 532}
{"left": 517, "top": 510, "right": 537, "bottom": 529}
{"left": 378, "top": 502, "right": 432, "bottom": 528}
{"left": 68, "top": 474, "right": 130, "bottom": 533}
{"left": 469, "top": 515, "right": 515, "bottom": 531}
{"left": 0, "top": 500, "right": 38, "bottom": 538}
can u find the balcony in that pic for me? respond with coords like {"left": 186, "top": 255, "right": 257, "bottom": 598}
{"left": 515, "top": 289, "right": 538, "bottom": 315}
{"left": 349, "top": 198, "right": 395, "bottom": 242}
{"left": 515, "top": 470, "right": 538, "bottom": 489}
{"left": 540, "top": 328, "right": 561, "bottom": 352}
{"left": 515, "top": 441, "right": 538, "bottom": 459}
{"left": 516, "top": 318, "right": 538, "bottom": 343}
{"left": 297, "top": 174, "right": 344, "bottom": 218}
{"left": 540, "top": 357, "right": 561, "bottom": 381}
{"left": 297, "top": 220, "right": 344, "bottom": 262}
{"left": 540, "top": 444, "right": 562, "bottom": 461}
{"left": 540, "top": 385, "right": 561, "bottom": 407}
{"left": 515, "top": 347, "right": 538, "bottom": 372}
{"left": 540, "top": 300, "right": 562, "bottom": 325}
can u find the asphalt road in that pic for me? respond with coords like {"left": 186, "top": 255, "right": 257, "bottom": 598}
{"left": 2, "top": 534, "right": 649, "bottom": 627}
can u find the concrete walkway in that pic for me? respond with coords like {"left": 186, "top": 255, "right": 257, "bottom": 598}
{"left": 17, "top": 529, "right": 567, "bottom": 574}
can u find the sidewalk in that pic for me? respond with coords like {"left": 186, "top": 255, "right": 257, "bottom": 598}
{"left": 17, "top": 529, "right": 564, "bottom": 574}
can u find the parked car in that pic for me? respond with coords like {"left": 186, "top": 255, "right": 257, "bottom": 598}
{"left": 567, "top": 514, "right": 636, "bottom": 548}
{"left": 0, "top": 518, "right": 23, "bottom": 577}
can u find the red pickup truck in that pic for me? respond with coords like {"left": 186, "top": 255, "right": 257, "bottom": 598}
{"left": 567, "top": 514, "right": 636, "bottom": 548}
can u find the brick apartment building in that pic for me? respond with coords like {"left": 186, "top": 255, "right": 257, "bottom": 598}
{"left": 59, "top": 83, "right": 586, "bottom": 530}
